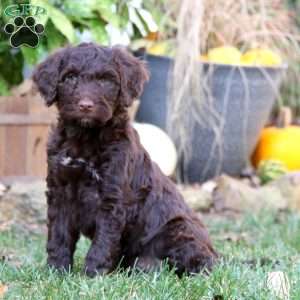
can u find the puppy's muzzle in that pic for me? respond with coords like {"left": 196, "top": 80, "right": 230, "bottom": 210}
{"left": 78, "top": 98, "right": 94, "bottom": 113}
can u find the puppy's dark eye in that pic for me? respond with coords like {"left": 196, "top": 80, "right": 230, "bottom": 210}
{"left": 64, "top": 73, "right": 77, "bottom": 82}
{"left": 97, "top": 77, "right": 109, "bottom": 83}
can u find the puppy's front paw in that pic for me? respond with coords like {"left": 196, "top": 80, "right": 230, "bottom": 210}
{"left": 47, "top": 257, "right": 72, "bottom": 273}
{"left": 83, "top": 265, "right": 110, "bottom": 277}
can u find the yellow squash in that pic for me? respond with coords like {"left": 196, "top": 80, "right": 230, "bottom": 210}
{"left": 241, "top": 48, "right": 282, "bottom": 67}
{"left": 252, "top": 126, "right": 300, "bottom": 170}
{"left": 207, "top": 46, "right": 242, "bottom": 65}
{"left": 199, "top": 54, "right": 209, "bottom": 62}
{"left": 147, "top": 41, "right": 171, "bottom": 56}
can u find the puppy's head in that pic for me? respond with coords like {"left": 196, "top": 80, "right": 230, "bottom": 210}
{"left": 33, "top": 43, "right": 148, "bottom": 127}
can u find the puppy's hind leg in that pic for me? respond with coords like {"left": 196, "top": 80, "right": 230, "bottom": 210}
{"left": 144, "top": 217, "right": 218, "bottom": 276}
{"left": 164, "top": 239, "right": 217, "bottom": 276}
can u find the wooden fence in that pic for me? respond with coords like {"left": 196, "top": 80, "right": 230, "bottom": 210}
{"left": 0, "top": 80, "right": 56, "bottom": 179}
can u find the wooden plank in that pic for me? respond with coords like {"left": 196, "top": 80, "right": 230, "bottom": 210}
{"left": 4, "top": 125, "right": 27, "bottom": 176}
{"left": 0, "top": 114, "right": 56, "bottom": 125}
{"left": 26, "top": 125, "right": 49, "bottom": 178}
{"left": 4, "top": 96, "right": 28, "bottom": 114}
{"left": 27, "top": 93, "right": 50, "bottom": 115}
{"left": 0, "top": 126, "right": 5, "bottom": 176}
{"left": 0, "top": 97, "right": 10, "bottom": 113}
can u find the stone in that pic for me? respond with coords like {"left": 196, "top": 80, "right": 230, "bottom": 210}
{"left": 269, "top": 172, "right": 300, "bottom": 211}
{"left": 178, "top": 184, "right": 213, "bottom": 211}
{"left": 213, "top": 172, "right": 300, "bottom": 213}
{"left": 213, "top": 175, "right": 287, "bottom": 212}
{"left": 0, "top": 180, "right": 47, "bottom": 226}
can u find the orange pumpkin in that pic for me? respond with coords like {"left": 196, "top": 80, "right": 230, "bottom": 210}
{"left": 252, "top": 125, "right": 300, "bottom": 170}
{"left": 145, "top": 31, "right": 160, "bottom": 41}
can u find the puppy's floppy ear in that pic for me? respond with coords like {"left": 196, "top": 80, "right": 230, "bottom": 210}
{"left": 112, "top": 47, "right": 149, "bottom": 107}
{"left": 32, "top": 50, "right": 64, "bottom": 106}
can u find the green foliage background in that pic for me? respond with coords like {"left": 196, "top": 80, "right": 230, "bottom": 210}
{"left": 0, "top": 0, "right": 155, "bottom": 95}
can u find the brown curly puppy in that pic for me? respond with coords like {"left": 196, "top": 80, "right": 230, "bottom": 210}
{"left": 33, "top": 43, "right": 217, "bottom": 277}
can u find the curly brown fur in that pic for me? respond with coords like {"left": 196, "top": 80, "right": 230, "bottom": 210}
{"left": 33, "top": 43, "right": 218, "bottom": 277}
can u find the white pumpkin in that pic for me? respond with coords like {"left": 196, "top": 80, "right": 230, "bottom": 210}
{"left": 266, "top": 271, "right": 290, "bottom": 300}
{"left": 132, "top": 122, "right": 177, "bottom": 176}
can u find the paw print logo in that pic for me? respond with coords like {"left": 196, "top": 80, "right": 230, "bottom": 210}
{"left": 4, "top": 16, "right": 44, "bottom": 48}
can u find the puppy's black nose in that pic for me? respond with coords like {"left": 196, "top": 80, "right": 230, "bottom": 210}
{"left": 79, "top": 98, "right": 94, "bottom": 112}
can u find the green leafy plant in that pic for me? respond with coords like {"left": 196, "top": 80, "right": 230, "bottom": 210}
{"left": 257, "top": 160, "right": 288, "bottom": 184}
{"left": 0, "top": 0, "right": 157, "bottom": 95}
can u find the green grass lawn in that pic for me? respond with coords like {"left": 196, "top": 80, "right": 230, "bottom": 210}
{"left": 1, "top": 211, "right": 300, "bottom": 299}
